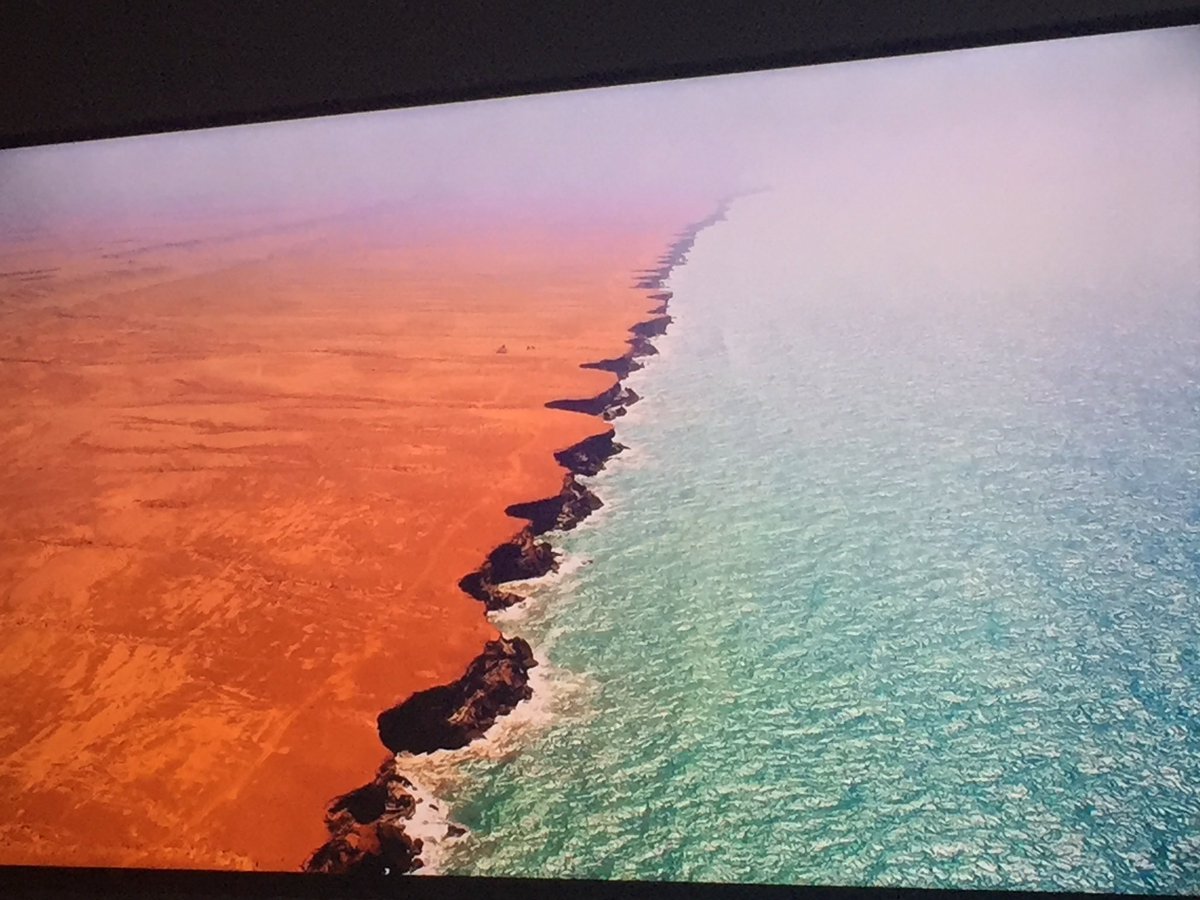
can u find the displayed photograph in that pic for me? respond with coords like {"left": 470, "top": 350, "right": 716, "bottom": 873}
{"left": 0, "top": 23, "right": 1197, "bottom": 894}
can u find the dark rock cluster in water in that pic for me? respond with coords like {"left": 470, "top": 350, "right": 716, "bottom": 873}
{"left": 377, "top": 637, "right": 537, "bottom": 754}
{"left": 546, "top": 380, "right": 643, "bottom": 417}
{"left": 307, "top": 637, "right": 537, "bottom": 876}
{"left": 554, "top": 428, "right": 625, "bottom": 478}
{"left": 458, "top": 526, "right": 557, "bottom": 611}
{"left": 307, "top": 201, "right": 732, "bottom": 876}
{"left": 304, "top": 763, "right": 425, "bottom": 876}
{"left": 506, "top": 473, "right": 604, "bottom": 535}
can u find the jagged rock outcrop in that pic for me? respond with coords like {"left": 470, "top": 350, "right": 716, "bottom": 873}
{"left": 308, "top": 638, "right": 539, "bottom": 874}
{"left": 545, "top": 382, "right": 641, "bottom": 418}
{"left": 647, "top": 290, "right": 672, "bottom": 315}
{"left": 458, "top": 526, "right": 556, "bottom": 610}
{"left": 305, "top": 763, "right": 424, "bottom": 876}
{"left": 579, "top": 315, "right": 670, "bottom": 380}
{"left": 581, "top": 354, "right": 643, "bottom": 379}
{"left": 601, "top": 385, "right": 641, "bottom": 421}
{"left": 506, "top": 473, "right": 603, "bottom": 535}
{"left": 459, "top": 429, "right": 626, "bottom": 612}
{"left": 305, "top": 201, "right": 733, "bottom": 876}
{"left": 631, "top": 315, "right": 671, "bottom": 339}
{"left": 377, "top": 637, "right": 537, "bottom": 754}
{"left": 553, "top": 429, "right": 624, "bottom": 478}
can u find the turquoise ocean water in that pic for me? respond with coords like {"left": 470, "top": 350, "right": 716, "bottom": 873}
{"left": 417, "top": 188, "right": 1200, "bottom": 892}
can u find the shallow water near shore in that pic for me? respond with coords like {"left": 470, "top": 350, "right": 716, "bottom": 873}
{"left": 433, "top": 185, "right": 1200, "bottom": 892}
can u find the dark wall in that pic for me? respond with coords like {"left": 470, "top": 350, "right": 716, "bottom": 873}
{"left": 2, "top": 0, "right": 1198, "bottom": 148}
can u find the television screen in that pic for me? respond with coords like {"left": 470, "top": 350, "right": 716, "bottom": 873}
{"left": 1, "top": 22, "right": 1198, "bottom": 895}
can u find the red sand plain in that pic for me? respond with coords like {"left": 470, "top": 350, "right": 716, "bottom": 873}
{"left": 0, "top": 200, "right": 703, "bottom": 870}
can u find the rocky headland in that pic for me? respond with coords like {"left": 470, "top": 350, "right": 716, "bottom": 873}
{"left": 305, "top": 202, "right": 729, "bottom": 876}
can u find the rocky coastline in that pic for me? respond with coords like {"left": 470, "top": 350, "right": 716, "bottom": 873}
{"left": 304, "top": 202, "right": 728, "bottom": 876}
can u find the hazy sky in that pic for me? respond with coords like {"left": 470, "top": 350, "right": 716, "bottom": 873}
{"left": 1, "top": 23, "right": 1197, "bottom": 260}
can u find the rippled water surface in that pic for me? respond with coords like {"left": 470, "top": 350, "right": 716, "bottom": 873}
{"left": 433, "top": 186, "right": 1200, "bottom": 891}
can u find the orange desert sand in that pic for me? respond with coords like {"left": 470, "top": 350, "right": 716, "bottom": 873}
{"left": 0, "top": 200, "right": 703, "bottom": 870}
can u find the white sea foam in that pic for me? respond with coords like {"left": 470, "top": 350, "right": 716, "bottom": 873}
{"left": 486, "top": 553, "right": 590, "bottom": 626}
{"left": 591, "top": 443, "right": 648, "bottom": 482}
{"left": 574, "top": 491, "right": 620, "bottom": 529}
{"left": 394, "top": 646, "right": 597, "bottom": 874}
{"left": 396, "top": 771, "right": 465, "bottom": 875}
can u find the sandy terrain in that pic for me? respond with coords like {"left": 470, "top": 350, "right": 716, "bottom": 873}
{"left": 0, "top": 200, "right": 701, "bottom": 870}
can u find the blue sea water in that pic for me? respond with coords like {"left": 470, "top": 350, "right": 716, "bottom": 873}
{"left": 425, "top": 188, "right": 1200, "bottom": 892}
